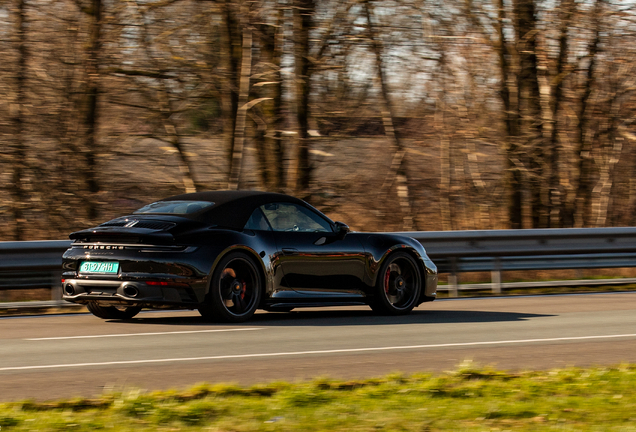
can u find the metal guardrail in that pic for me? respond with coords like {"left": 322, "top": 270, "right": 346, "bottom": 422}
{"left": 2, "top": 228, "right": 636, "bottom": 301}
{"left": 400, "top": 227, "right": 636, "bottom": 265}
{"left": 399, "top": 227, "right": 636, "bottom": 296}
{"left": 0, "top": 240, "right": 71, "bottom": 301}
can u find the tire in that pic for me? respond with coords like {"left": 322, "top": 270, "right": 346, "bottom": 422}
{"left": 87, "top": 301, "right": 142, "bottom": 320}
{"left": 198, "top": 252, "right": 262, "bottom": 323}
{"left": 369, "top": 251, "right": 422, "bottom": 315}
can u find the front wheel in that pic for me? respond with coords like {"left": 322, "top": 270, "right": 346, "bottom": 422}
{"left": 86, "top": 302, "right": 142, "bottom": 320}
{"left": 199, "top": 252, "right": 262, "bottom": 323}
{"left": 369, "top": 252, "right": 422, "bottom": 315}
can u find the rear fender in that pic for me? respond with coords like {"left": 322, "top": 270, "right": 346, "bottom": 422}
{"left": 203, "top": 245, "right": 271, "bottom": 301}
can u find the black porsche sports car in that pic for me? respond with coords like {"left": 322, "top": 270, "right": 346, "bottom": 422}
{"left": 62, "top": 191, "right": 438, "bottom": 322}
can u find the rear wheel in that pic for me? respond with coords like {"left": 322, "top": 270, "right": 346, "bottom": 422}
{"left": 369, "top": 252, "right": 421, "bottom": 315}
{"left": 199, "top": 252, "right": 262, "bottom": 323}
{"left": 86, "top": 302, "right": 142, "bottom": 320}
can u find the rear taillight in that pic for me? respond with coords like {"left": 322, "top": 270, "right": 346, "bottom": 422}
{"left": 146, "top": 281, "right": 189, "bottom": 288}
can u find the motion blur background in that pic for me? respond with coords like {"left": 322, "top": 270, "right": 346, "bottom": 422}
{"left": 1, "top": 0, "right": 635, "bottom": 241}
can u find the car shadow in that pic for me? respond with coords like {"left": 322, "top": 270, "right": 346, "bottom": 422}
{"left": 115, "top": 308, "right": 555, "bottom": 326}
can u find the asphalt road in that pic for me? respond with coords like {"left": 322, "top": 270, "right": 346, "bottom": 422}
{"left": 2, "top": 292, "right": 636, "bottom": 402}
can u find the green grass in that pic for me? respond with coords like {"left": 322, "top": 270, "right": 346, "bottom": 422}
{"left": 3, "top": 363, "right": 636, "bottom": 431}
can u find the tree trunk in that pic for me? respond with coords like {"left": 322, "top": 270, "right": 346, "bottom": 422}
{"left": 437, "top": 105, "right": 452, "bottom": 231}
{"left": 293, "top": 0, "right": 315, "bottom": 194}
{"left": 514, "top": 0, "right": 544, "bottom": 228}
{"left": 568, "top": 0, "right": 603, "bottom": 227}
{"left": 219, "top": 0, "right": 241, "bottom": 167}
{"left": 10, "top": 0, "right": 28, "bottom": 240}
{"left": 158, "top": 99, "right": 197, "bottom": 194}
{"left": 547, "top": 0, "right": 575, "bottom": 227}
{"left": 254, "top": 14, "right": 284, "bottom": 192}
{"left": 591, "top": 77, "right": 622, "bottom": 227}
{"left": 365, "top": 0, "right": 415, "bottom": 230}
{"left": 81, "top": 0, "right": 103, "bottom": 221}
{"left": 496, "top": 0, "right": 523, "bottom": 228}
{"left": 228, "top": 25, "right": 253, "bottom": 189}
{"left": 591, "top": 140, "right": 621, "bottom": 227}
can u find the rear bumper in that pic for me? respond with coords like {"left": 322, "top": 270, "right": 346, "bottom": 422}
{"left": 62, "top": 278, "right": 202, "bottom": 308}
{"left": 62, "top": 242, "right": 211, "bottom": 308}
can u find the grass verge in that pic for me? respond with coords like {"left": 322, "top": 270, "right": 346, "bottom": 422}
{"left": 2, "top": 362, "right": 636, "bottom": 431}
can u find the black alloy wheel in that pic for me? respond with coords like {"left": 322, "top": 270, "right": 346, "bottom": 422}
{"left": 86, "top": 301, "right": 142, "bottom": 320}
{"left": 370, "top": 251, "right": 422, "bottom": 315}
{"left": 199, "top": 252, "right": 262, "bottom": 323}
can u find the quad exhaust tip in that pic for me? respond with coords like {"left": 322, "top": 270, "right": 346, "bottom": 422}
{"left": 64, "top": 284, "right": 75, "bottom": 296}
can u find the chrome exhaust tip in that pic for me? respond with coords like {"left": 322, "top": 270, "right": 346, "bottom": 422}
{"left": 123, "top": 285, "right": 139, "bottom": 298}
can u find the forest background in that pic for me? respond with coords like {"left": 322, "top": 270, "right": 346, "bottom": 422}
{"left": 1, "top": 0, "right": 636, "bottom": 241}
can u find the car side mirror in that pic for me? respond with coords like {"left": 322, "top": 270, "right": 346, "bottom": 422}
{"left": 334, "top": 221, "right": 350, "bottom": 240}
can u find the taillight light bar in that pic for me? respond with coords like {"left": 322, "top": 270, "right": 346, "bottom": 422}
{"left": 145, "top": 281, "right": 190, "bottom": 288}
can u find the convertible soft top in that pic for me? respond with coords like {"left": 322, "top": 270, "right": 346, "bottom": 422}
{"left": 162, "top": 190, "right": 308, "bottom": 229}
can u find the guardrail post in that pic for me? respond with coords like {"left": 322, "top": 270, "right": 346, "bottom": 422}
{"left": 51, "top": 271, "right": 62, "bottom": 305}
{"left": 448, "top": 258, "right": 459, "bottom": 297}
{"left": 491, "top": 258, "right": 502, "bottom": 294}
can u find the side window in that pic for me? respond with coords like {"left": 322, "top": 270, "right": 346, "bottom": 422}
{"left": 244, "top": 208, "right": 272, "bottom": 231}
{"left": 260, "top": 203, "right": 332, "bottom": 233}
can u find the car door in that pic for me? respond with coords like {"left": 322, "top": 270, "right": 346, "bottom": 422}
{"left": 259, "top": 202, "right": 367, "bottom": 295}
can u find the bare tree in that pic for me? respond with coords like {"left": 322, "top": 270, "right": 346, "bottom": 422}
{"left": 73, "top": 0, "right": 103, "bottom": 221}
{"left": 545, "top": 0, "right": 575, "bottom": 227}
{"left": 363, "top": 0, "right": 416, "bottom": 230}
{"left": 228, "top": 19, "right": 253, "bottom": 189}
{"left": 293, "top": 0, "right": 315, "bottom": 195}
{"left": 108, "top": 0, "right": 203, "bottom": 193}
{"left": 8, "top": 0, "right": 28, "bottom": 240}
{"left": 3, "top": 0, "right": 636, "bottom": 241}
{"left": 567, "top": 0, "right": 604, "bottom": 227}
{"left": 252, "top": 9, "right": 285, "bottom": 191}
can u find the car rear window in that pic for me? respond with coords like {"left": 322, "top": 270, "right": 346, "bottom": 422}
{"left": 133, "top": 201, "right": 214, "bottom": 215}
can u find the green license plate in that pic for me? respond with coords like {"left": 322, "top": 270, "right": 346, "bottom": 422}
{"left": 79, "top": 261, "right": 119, "bottom": 274}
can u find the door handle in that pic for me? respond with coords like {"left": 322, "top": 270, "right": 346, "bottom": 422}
{"left": 282, "top": 248, "right": 299, "bottom": 255}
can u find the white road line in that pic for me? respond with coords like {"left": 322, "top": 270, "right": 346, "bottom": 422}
{"left": 26, "top": 328, "right": 263, "bottom": 341}
{"left": 4, "top": 333, "right": 636, "bottom": 372}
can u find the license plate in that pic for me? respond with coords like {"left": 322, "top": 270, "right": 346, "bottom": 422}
{"left": 79, "top": 261, "right": 119, "bottom": 274}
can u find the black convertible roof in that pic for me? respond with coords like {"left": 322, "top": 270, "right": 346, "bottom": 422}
{"left": 162, "top": 190, "right": 309, "bottom": 229}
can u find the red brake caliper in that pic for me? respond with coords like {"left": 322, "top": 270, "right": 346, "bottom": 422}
{"left": 240, "top": 280, "right": 247, "bottom": 299}
{"left": 384, "top": 269, "right": 391, "bottom": 294}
